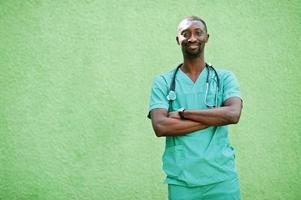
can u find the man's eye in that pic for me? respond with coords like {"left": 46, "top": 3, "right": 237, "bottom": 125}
{"left": 196, "top": 31, "right": 203, "bottom": 36}
{"left": 182, "top": 32, "right": 189, "bottom": 38}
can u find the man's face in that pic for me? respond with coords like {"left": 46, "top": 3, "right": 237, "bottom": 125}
{"left": 176, "top": 19, "right": 209, "bottom": 58}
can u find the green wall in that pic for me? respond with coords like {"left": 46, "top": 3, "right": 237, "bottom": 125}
{"left": 1, "top": 1, "right": 300, "bottom": 199}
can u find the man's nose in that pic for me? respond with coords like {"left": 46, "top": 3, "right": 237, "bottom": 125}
{"left": 188, "top": 34, "right": 197, "bottom": 42}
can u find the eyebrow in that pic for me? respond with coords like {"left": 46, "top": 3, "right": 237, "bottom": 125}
{"left": 180, "top": 28, "right": 203, "bottom": 34}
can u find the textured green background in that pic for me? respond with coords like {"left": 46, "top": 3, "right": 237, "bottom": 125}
{"left": 1, "top": 1, "right": 300, "bottom": 199}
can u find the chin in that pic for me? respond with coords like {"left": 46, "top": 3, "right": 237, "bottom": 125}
{"left": 185, "top": 50, "right": 202, "bottom": 58}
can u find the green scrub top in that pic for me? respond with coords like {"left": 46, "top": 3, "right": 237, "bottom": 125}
{"left": 149, "top": 65, "right": 242, "bottom": 187}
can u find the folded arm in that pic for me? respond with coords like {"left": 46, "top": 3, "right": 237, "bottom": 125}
{"left": 170, "top": 97, "right": 243, "bottom": 126}
{"left": 150, "top": 108, "right": 208, "bottom": 137}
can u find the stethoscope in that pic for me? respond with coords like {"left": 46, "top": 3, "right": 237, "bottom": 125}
{"left": 167, "top": 63, "right": 220, "bottom": 108}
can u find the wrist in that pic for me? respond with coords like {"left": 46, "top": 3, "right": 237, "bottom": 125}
{"left": 178, "top": 108, "right": 186, "bottom": 119}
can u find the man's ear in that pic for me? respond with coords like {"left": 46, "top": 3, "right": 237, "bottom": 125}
{"left": 206, "top": 34, "right": 210, "bottom": 43}
{"left": 176, "top": 36, "right": 180, "bottom": 45}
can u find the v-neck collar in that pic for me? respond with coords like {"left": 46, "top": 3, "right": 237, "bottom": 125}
{"left": 178, "top": 66, "right": 208, "bottom": 86}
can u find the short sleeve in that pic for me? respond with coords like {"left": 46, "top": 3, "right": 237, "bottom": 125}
{"left": 149, "top": 75, "right": 170, "bottom": 111}
{"left": 222, "top": 71, "right": 242, "bottom": 102}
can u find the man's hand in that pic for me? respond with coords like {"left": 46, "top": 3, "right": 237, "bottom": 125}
{"left": 150, "top": 109, "right": 208, "bottom": 137}
{"left": 182, "top": 97, "right": 243, "bottom": 126}
{"left": 168, "top": 111, "right": 181, "bottom": 119}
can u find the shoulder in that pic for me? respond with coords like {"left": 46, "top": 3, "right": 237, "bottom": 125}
{"left": 215, "top": 67, "right": 234, "bottom": 76}
{"left": 155, "top": 68, "right": 176, "bottom": 80}
{"left": 214, "top": 67, "right": 238, "bottom": 81}
{"left": 152, "top": 68, "right": 177, "bottom": 85}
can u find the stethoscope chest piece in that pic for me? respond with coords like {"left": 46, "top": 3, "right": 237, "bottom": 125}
{"left": 167, "top": 90, "right": 176, "bottom": 101}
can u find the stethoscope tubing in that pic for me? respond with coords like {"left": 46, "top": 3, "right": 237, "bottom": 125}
{"left": 167, "top": 63, "right": 220, "bottom": 108}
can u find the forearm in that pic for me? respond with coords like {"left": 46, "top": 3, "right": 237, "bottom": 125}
{"left": 183, "top": 106, "right": 240, "bottom": 126}
{"left": 152, "top": 117, "right": 208, "bottom": 137}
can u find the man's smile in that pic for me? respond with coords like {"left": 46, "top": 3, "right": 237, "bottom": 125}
{"left": 188, "top": 44, "right": 199, "bottom": 49}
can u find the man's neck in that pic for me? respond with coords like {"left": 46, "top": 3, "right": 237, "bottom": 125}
{"left": 181, "top": 57, "right": 206, "bottom": 76}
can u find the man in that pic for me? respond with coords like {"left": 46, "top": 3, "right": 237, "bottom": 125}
{"left": 148, "top": 16, "right": 243, "bottom": 200}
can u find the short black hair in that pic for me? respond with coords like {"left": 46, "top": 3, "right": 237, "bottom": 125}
{"left": 179, "top": 16, "right": 208, "bottom": 32}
